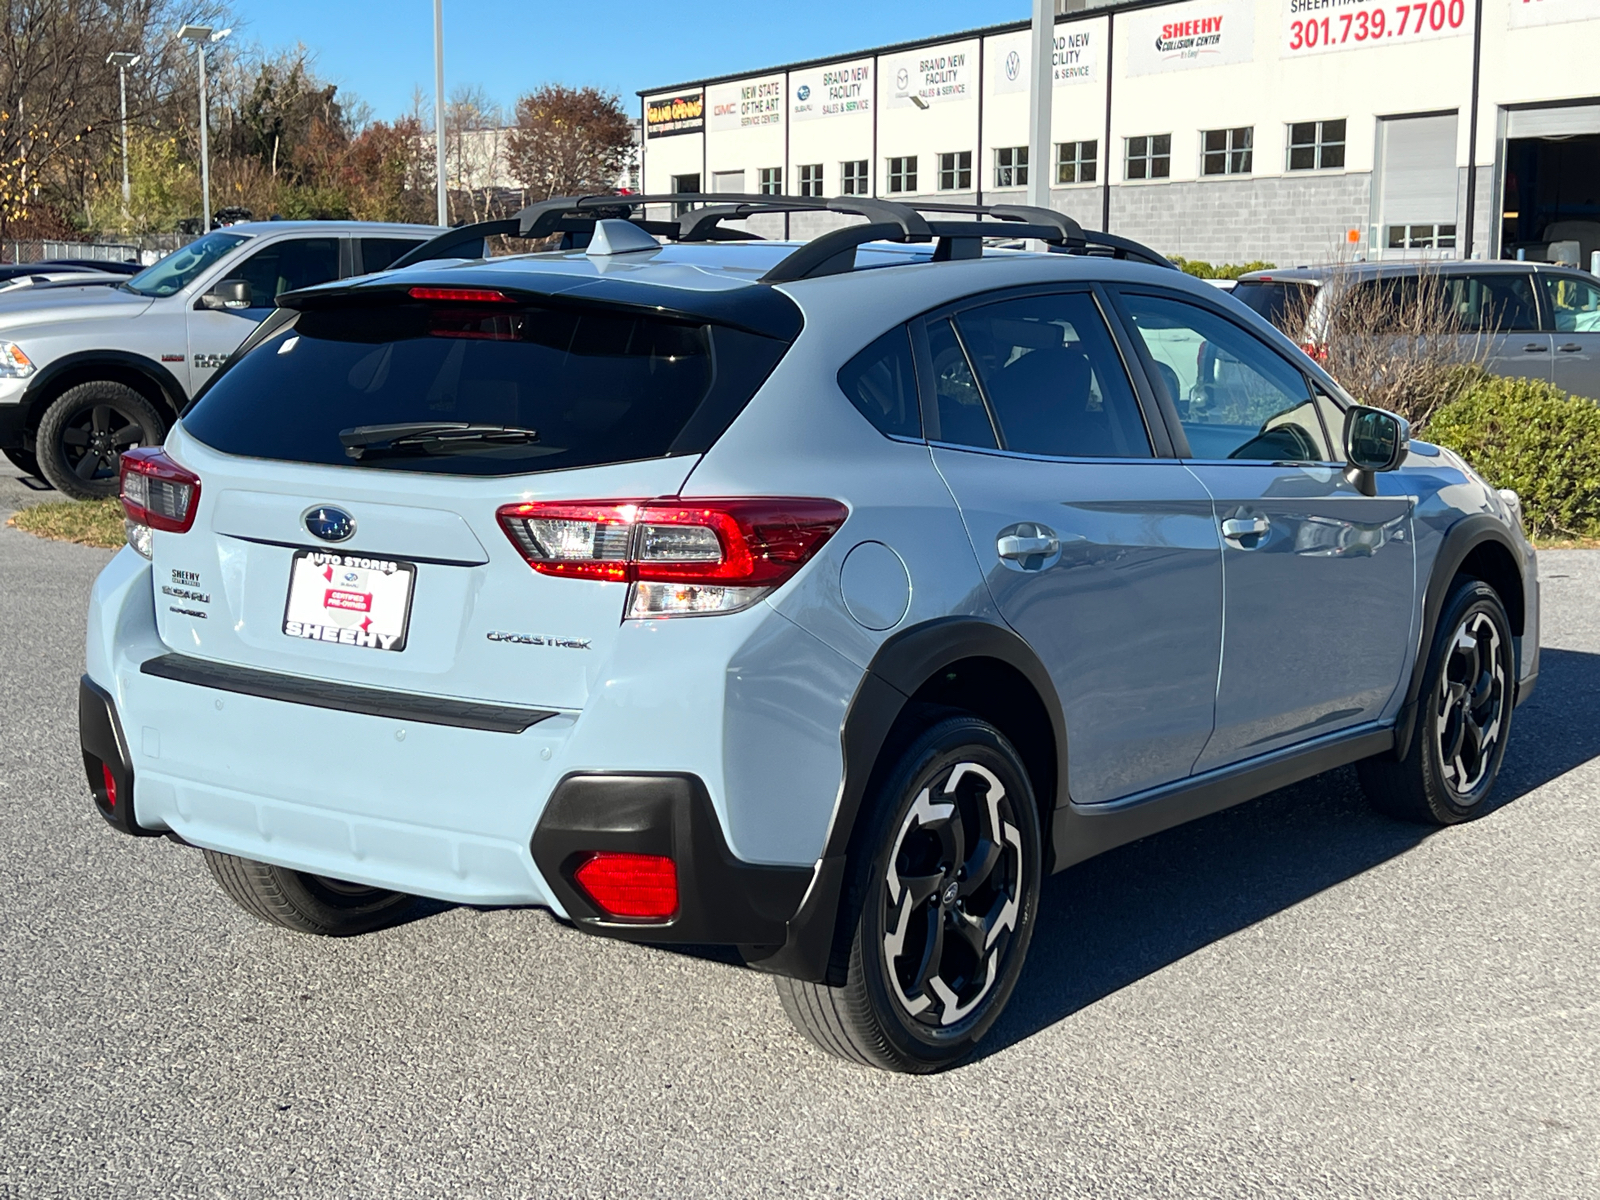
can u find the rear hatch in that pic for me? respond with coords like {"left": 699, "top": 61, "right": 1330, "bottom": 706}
{"left": 151, "top": 282, "right": 796, "bottom": 710}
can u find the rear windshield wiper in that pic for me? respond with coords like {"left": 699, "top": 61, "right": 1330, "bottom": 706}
{"left": 338, "top": 422, "right": 540, "bottom": 460}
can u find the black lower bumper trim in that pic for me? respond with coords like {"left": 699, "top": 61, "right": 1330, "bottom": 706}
{"left": 79, "top": 676, "right": 160, "bottom": 836}
{"left": 139, "top": 653, "right": 557, "bottom": 734}
{"left": 531, "top": 772, "right": 812, "bottom": 950}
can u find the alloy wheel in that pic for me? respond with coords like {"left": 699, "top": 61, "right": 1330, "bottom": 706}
{"left": 882, "top": 760, "right": 1024, "bottom": 1028}
{"left": 59, "top": 402, "right": 149, "bottom": 484}
{"left": 1434, "top": 610, "right": 1507, "bottom": 795}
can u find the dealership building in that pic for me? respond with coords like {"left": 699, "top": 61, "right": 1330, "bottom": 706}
{"left": 638, "top": 0, "right": 1600, "bottom": 266}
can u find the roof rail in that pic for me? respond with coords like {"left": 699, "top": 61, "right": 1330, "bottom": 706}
{"left": 386, "top": 193, "right": 1175, "bottom": 281}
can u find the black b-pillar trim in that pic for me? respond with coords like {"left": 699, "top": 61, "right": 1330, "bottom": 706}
{"left": 530, "top": 772, "right": 812, "bottom": 950}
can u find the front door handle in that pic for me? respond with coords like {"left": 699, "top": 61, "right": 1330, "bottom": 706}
{"left": 998, "top": 531, "right": 1060, "bottom": 559}
{"left": 1221, "top": 515, "right": 1270, "bottom": 543}
{"left": 1523, "top": 343, "right": 1549, "bottom": 353}
{"left": 1558, "top": 342, "right": 1583, "bottom": 352}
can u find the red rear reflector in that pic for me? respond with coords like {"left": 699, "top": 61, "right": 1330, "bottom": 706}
{"left": 101, "top": 763, "right": 117, "bottom": 808}
{"left": 120, "top": 447, "right": 201, "bottom": 533}
{"left": 407, "top": 286, "right": 514, "bottom": 303}
{"left": 572, "top": 852, "right": 679, "bottom": 920}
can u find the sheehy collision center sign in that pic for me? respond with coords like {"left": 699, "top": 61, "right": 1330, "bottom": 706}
{"left": 791, "top": 59, "right": 873, "bottom": 122}
{"left": 882, "top": 42, "right": 978, "bottom": 109}
{"left": 645, "top": 93, "right": 704, "bottom": 138}
{"left": 1124, "top": 0, "right": 1256, "bottom": 74}
{"left": 1281, "top": 0, "right": 1468, "bottom": 56}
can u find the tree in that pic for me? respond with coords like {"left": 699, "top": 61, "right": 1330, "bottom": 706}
{"left": 505, "top": 85, "right": 632, "bottom": 201}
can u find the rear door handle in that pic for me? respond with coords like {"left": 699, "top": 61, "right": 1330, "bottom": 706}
{"left": 1221, "top": 516, "right": 1270, "bottom": 542}
{"left": 1523, "top": 343, "right": 1549, "bottom": 353}
{"left": 998, "top": 532, "right": 1060, "bottom": 559}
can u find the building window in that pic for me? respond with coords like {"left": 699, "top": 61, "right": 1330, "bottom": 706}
{"left": 994, "top": 146, "right": 1029, "bottom": 189}
{"left": 798, "top": 163, "right": 824, "bottom": 197}
{"left": 759, "top": 167, "right": 783, "bottom": 196}
{"left": 938, "top": 151, "right": 973, "bottom": 191}
{"left": 841, "top": 159, "right": 869, "bottom": 195}
{"left": 1287, "top": 120, "right": 1346, "bottom": 171}
{"left": 1056, "top": 140, "right": 1097, "bottom": 185}
{"left": 887, "top": 156, "right": 918, "bottom": 194}
{"left": 1125, "top": 135, "right": 1171, "bottom": 181}
{"left": 1202, "top": 127, "right": 1253, "bottom": 176}
{"left": 1387, "top": 223, "right": 1457, "bottom": 250}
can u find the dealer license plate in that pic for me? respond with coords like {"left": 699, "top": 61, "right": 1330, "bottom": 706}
{"left": 282, "top": 549, "right": 417, "bottom": 652}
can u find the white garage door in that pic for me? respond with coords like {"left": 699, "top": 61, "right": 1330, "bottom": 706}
{"left": 1374, "top": 112, "right": 1459, "bottom": 253}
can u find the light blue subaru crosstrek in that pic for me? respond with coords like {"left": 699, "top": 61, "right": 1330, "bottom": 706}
{"left": 80, "top": 195, "right": 1540, "bottom": 1072}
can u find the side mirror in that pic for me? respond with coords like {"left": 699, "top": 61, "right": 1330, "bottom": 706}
{"left": 1343, "top": 405, "right": 1409, "bottom": 495}
{"left": 199, "top": 278, "right": 253, "bottom": 310}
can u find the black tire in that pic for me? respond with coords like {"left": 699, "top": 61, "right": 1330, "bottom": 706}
{"left": 36, "top": 380, "right": 166, "bottom": 500}
{"left": 776, "top": 714, "right": 1042, "bottom": 1072}
{"left": 202, "top": 849, "right": 418, "bottom": 936}
{"left": 2, "top": 447, "right": 40, "bottom": 478}
{"left": 1358, "top": 578, "right": 1516, "bottom": 825}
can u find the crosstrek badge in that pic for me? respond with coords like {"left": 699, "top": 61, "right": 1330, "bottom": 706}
{"left": 282, "top": 550, "right": 416, "bottom": 651}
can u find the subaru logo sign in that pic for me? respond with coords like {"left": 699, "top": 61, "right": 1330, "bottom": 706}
{"left": 796, "top": 84, "right": 810, "bottom": 101}
{"left": 304, "top": 506, "right": 356, "bottom": 543}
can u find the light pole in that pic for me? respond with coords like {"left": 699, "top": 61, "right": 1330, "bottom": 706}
{"left": 1026, "top": 0, "right": 1054, "bottom": 224}
{"left": 177, "top": 24, "right": 230, "bottom": 232}
{"left": 433, "top": 0, "right": 448, "bottom": 226}
{"left": 106, "top": 52, "right": 141, "bottom": 221}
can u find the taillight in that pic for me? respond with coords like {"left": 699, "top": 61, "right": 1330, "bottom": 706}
{"left": 496, "top": 497, "right": 848, "bottom": 618}
{"left": 572, "top": 852, "right": 679, "bottom": 921}
{"left": 1301, "top": 341, "right": 1329, "bottom": 364}
{"left": 120, "top": 448, "right": 201, "bottom": 557}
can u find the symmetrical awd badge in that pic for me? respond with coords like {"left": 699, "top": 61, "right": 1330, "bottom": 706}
{"left": 303, "top": 505, "right": 356, "bottom": 543}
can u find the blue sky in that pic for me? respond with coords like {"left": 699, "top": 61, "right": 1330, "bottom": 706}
{"left": 232, "top": 0, "right": 1028, "bottom": 123}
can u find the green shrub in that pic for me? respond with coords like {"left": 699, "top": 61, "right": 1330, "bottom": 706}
{"left": 1168, "top": 257, "right": 1275, "bottom": 280}
{"left": 1424, "top": 376, "right": 1600, "bottom": 540}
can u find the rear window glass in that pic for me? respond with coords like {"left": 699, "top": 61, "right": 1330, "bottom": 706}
{"left": 1232, "top": 280, "right": 1314, "bottom": 331}
{"left": 182, "top": 301, "right": 791, "bottom": 476}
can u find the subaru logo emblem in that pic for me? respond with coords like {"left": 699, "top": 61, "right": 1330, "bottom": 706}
{"left": 304, "top": 505, "right": 356, "bottom": 543}
{"left": 796, "top": 84, "right": 810, "bottom": 101}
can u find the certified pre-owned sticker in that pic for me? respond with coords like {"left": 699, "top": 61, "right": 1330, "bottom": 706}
{"left": 487, "top": 630, "right": 591, "bottom": 650}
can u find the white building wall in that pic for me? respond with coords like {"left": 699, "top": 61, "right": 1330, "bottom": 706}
{"left": 640, "top": 0, "right": 1600, "bottom": 265}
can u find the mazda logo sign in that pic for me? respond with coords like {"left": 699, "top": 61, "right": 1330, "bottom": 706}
{"left": 303, "top": 505, "right": 356, "bottom": 543}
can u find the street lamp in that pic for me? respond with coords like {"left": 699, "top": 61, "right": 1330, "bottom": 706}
{"left": 1026, "top": 0, "right": 1054, "bottom": 239}
{"left": 433, "top": 0, "right": 448, "bottom": 226}
{"left": 177, "top": 24, "right": 231, "bottom": 232}
{"left": 105, "top": 52, "right": 141, "bottom": 221}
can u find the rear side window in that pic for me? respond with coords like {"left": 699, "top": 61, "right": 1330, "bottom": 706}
{"left": 954, "top": 291, "right": 1151, "bottom": 459}
{"left": 837, "top": 327, "right": 920, "bottom": 439}
{"left": 1347, "top": 272, "right": 1539, "bottom": 333}
{"left": 1233, "top": 280, "right": 1314, "bottom": 332}
{"left": 361, "top": 238, "right": 425, "bottom": 274}
{"left": 183, "top": 301, "right": 791, "bottom": 476}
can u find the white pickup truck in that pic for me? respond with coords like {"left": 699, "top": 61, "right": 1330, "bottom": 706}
{"left": 0, "top": 220, "right": 439, "bottom": 498}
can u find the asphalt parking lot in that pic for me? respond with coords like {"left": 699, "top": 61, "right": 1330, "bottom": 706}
{"left": 1, "top": 461, "right": 1596, "bottom": 1199}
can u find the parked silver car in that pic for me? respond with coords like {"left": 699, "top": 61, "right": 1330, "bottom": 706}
{"left": 0, "top": 221, "right": 439, "bottom": 498}
{"left": 1234, "top": 261, "right": 1600, "bottom": 400}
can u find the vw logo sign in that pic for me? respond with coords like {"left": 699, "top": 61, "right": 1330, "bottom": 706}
{"left": 1005, "top": 50, "right": 1021, "bottom": 81}
{"left": 304, "top": 505, "right": 356, "bottom": 543}
{"left": 796, "top": 84, "right": 810, "bottom": 101}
